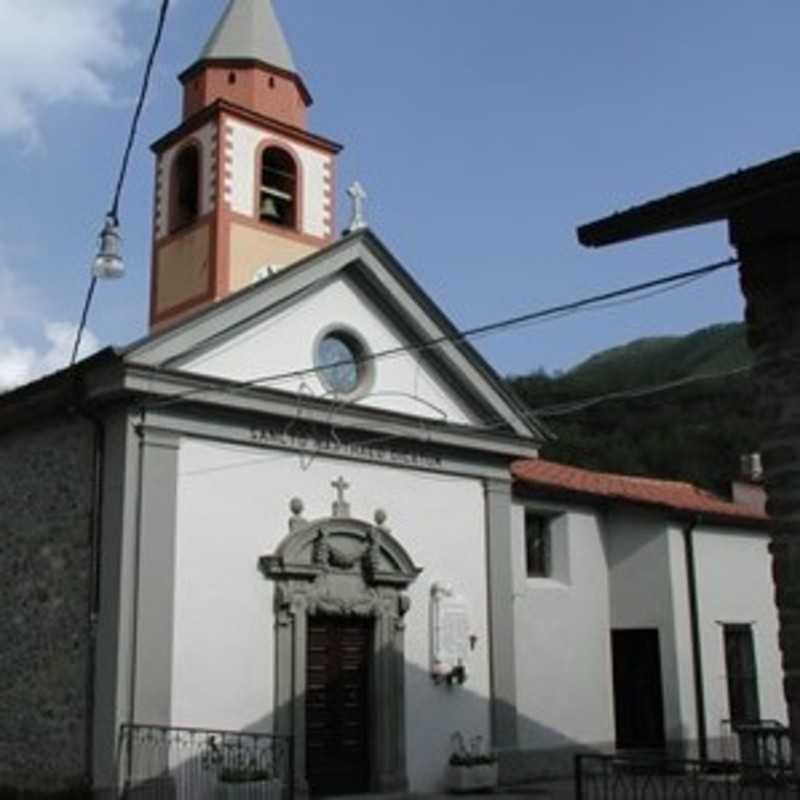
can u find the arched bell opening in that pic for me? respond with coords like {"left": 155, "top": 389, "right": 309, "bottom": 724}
{"left": 259, "top": 146, "right": 298, "bottom": 229}
{"left": 169, "top": 144, "right": 201, "bottom": 233}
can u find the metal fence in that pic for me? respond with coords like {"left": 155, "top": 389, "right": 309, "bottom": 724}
{"left": 575, "top": 753, "right": 798, "bottom": 800}
{"left": 117, "top": 724, "right": 293, "bottom": 800}
{"left": 723, "top": 721, "right": 793, "bottom": 774}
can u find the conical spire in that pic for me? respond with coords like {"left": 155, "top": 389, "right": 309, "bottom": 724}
{"left": 200, "top": 0, "right": 296, "bottom": 73}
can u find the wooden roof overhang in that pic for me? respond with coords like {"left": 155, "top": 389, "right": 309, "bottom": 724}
{"left": 577, "top": 151, "right": 800, "bottom": 247}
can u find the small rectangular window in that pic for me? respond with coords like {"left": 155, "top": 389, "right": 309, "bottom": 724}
{"left": 724, "top": 624, "right": 760, "bottom": 725}
{"left": 525, "top": 512, "right": 551, "bottom": 578}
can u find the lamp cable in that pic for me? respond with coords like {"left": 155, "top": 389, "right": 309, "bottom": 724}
{"left": 70, "top": 0, "right": 171, "bottom": 367}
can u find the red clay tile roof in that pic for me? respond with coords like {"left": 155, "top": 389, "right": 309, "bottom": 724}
{"left": 512, "top": 459, "right": 769, "bottom": 526}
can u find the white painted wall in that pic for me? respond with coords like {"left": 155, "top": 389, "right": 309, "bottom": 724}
{"left": 507, "top": 497, "right": 784, "bottom": 768}
{"left": 511, "top": 501, "right": 615, "bottom": 755}
{"left": 606, "top": 511, "right": 688, "bottom": 745}
{"left": 171, "top": 438, "right": 491, "bottom": 793}
{"left": 692, "top": 524, "right": 786, "bottom": 753}
{"left": 156, "top": 121, "right": 218, "bottom": 239}
{"left": 180, "top": 275, "right": 477, "bottom": 425}
{"left": 224, "top": 118, "right": 332, "bottom": 238}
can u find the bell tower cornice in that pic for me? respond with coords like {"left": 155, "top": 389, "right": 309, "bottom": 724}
{"left": 151, "top": 99, "right": 342, "bottom": 157}
{"left": 179, "top": 58, "right": 313, "bottom": 108}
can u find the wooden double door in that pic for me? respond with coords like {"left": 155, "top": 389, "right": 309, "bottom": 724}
{"left": 306, "top": 616, "right": 372, "bottom": 796}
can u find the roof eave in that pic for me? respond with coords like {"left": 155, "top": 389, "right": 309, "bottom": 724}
{"left": 577, "top": 150, "right": 800, "bottom": 247}
{"left": 0, "top": 348, "right": 124, "bottom": 433}
{"left": 151, "top": 98, "right": 341, "bottom": 156}
{"left": 512, "top": 478, "right": 770, "bottom": 530}
{"left": 179, "top": 58, "right": 313, "bottom": 107}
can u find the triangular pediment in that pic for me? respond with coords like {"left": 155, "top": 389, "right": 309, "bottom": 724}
{"left": 126, "top": 231, "right": 544, "bottom": 440}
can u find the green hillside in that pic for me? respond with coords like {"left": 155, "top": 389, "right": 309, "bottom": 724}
{"left": 508, "top": 322, "right": 757, "bottom": 494}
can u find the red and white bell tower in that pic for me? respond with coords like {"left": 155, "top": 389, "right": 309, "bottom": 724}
{"left": 149, "top": 0, "right": 342, "bottom": 330}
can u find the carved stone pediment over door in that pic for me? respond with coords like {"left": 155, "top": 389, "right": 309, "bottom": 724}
{"left": 259, "top": 480, "right": 422, "bottom": 797}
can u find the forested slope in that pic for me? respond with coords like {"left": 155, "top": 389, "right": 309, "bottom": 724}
{"left": 508, "top": 323, "right": 757, "bottom": 493}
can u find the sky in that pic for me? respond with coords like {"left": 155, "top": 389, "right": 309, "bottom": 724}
{"left": 1, "top": 0, "right": 800, "bottom": 390}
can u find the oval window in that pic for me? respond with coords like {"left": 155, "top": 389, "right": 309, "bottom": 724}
{"left": 316, "top": 331, "right": 369, "bottom": 396}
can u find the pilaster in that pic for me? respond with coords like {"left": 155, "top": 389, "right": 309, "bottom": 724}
{"left": 484, "top": 478, "right": 518, "bottom": 750}
{"left": 132, "top": 427, "right": 181, "bottom": 726}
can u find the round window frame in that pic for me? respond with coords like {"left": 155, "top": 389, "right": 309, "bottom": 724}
{"left": 313, "top": 325, "right": 374, "bottom": 400}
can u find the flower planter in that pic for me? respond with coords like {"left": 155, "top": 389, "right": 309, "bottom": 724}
{"left": 447, "top": 763, "right": 498, "bottom": 793}
{"left": 216, "top": 778, "right": 283, "bottom": 799}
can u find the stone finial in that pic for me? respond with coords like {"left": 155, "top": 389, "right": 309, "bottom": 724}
{"left": 374, "top": 509, "right": 387, "bottom": 527}
{"left": 331, "top": 476, "right": 351, "bottom": 518}
{"left": 345, "top": 181, "right": 368, "bottom": 234}
{"left": 289, "top": 497, "right": 306, "bottom": 531}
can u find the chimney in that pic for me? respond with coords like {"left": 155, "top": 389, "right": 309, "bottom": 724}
{"left": 733, "top": 453, "right": 766, "bottom": 514}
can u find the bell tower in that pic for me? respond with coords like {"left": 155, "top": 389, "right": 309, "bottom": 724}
{"left": 149, "top": 0, "right": 342, "bottom": 330}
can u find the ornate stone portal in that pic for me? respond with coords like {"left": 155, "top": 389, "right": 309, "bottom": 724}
{"left": 259, "top": 479, "right": 422, "bottom": 796}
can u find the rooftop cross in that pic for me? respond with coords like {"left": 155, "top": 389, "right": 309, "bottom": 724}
{"left": 345, "top": 182, "right": 368, "bottom": 234}
{"left": 331, "top": 476, "right": 351, "bottom": 518}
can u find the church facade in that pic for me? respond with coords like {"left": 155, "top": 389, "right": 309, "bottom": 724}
{"left": 0, "top": 1, "right": 787, "bottom": 798}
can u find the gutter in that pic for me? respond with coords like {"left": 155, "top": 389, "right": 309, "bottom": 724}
{"left": 683, "top": 517, "right": 708, "bottom": 762}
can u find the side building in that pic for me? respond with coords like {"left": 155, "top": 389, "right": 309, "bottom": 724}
{"left": 509, "top": 459, "right": 785, "bottom": 778}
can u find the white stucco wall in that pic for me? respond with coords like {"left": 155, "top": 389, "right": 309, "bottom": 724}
{"left": 224, "top": 117, "right": 332, "bottom": 238}
{"left": 606, "top": 511, "right": 688, "bottom": 745}
{"left": 171, "top": 438, "right": 491, "bottom": 793}
{"left": 511, "top": 501, "right": 615, "bottom": 757}
{"left": 180, "top": 275, "right": 477, "bottom": 425}
{"left": 691, "top": 524, "right": 786, "bottom": 752}
{"left": 156, "top": 121, "right": 218, "bottom": 239}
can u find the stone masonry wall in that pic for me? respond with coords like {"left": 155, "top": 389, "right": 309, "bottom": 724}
{"left": 0, "top": 414, "right": 95, "bottom": 794}
{"left": 739, "top": 239, "right": 800, "bottom": 772}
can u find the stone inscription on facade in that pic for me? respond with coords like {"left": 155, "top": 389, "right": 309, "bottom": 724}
{"left": 431, "top": 582, "right": 471, "bottom": 673}
{"left": 250, "top": 424, "right": 442, "bottom": 468}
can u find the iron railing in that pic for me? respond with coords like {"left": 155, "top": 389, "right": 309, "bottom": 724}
{"left": 723, "top": 720, "right": 793, "bottom": 774}
{"left": 575, "top": 753, "right": 797, "bottom": 800}
{"left": 117, "top": 724, "right": 293, "bottom": 800}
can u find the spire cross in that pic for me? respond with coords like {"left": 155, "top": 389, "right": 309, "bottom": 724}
{"left": 331, "top": 476, "right": 351, "bottom": 518}
{"left": 346, "top": 181, "right": 368, "bottom": 233}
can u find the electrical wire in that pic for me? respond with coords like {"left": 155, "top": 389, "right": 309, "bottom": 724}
{"left": 111, "top": 0, "right": 170, "bottom": 224}
{"left": 139, "top": 255, "right": 739, "bottom": 411}
{"left": 70, "top": 0, "right": 171, "bottom": 367}
{"left": 174, "top": 362, "right": 754, "bottom": 481}
{"left": 529, "top": 365, "right": 752, "bottom": 418}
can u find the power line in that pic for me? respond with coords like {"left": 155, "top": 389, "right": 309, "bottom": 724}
{"left": 529, "top": 365, "right": 751, "bottom": 418}
{"left": 110, "top": 0, "right": 170, "bottom": 224}
{"left": 70, "top": 0, "right": 171, "bottom": 367}
{"left": 140, "top": 255, "right": 739, "bottom": 411}
{"left": 174, "top": 363, "right": 752, "bottom": 481}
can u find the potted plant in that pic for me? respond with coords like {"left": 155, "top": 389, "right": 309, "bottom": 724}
{"left": 205, "top": 736, "right": 283, "bottom": 800}
{"left": 447, "top": 733, "right": 498, "bottom": 793}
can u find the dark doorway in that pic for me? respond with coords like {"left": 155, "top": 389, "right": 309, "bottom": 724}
{"left": 612, "top": 628, "right": 666, "bottom": 750}
{"left": 306, "top": 616, "right": 372, "bottom": 795}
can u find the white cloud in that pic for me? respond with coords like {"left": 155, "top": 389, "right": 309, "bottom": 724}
{"left": 0, "top": 0, "right": 147, "bottom": 141}
{"left": 0, "top": 266, "right": 99, "bottom": 392}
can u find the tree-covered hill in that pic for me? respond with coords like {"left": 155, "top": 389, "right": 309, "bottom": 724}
{"left": 508, "top": 322, "right": 758, "bottom": 494}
